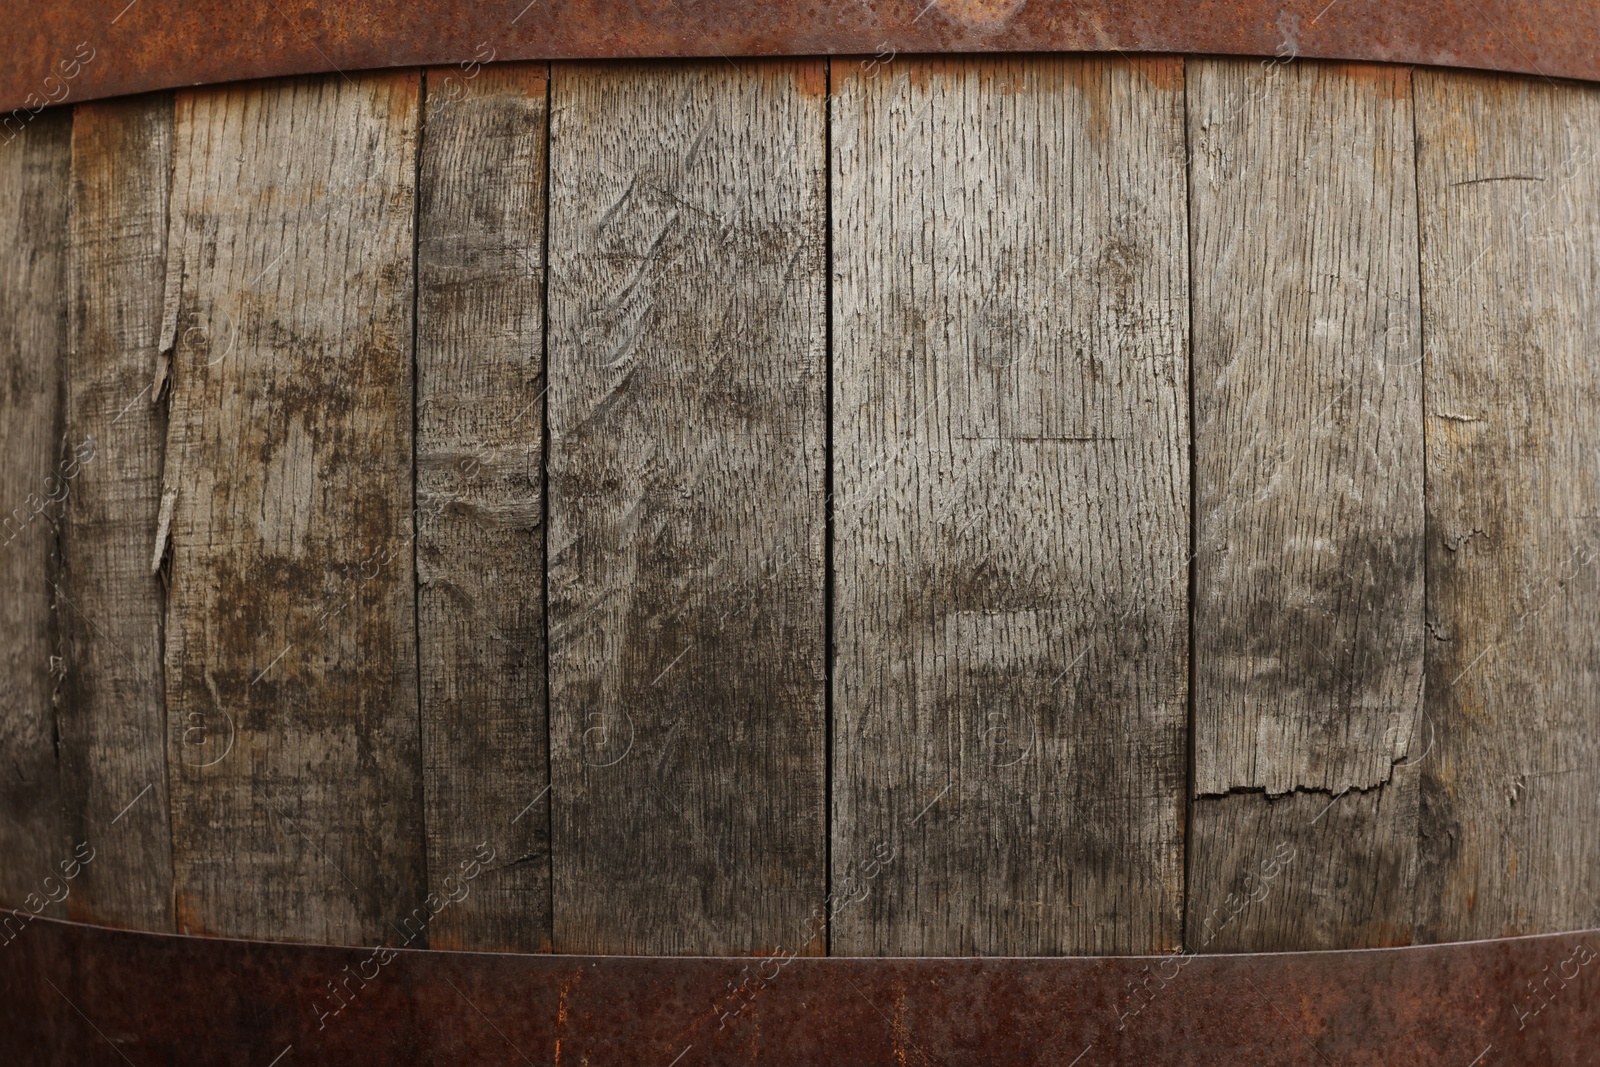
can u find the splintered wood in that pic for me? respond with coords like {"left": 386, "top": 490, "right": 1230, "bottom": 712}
{"left": 160, "top": 73, "right": 427, "bottom": 944}
{"left": 1186, "top": 60, "right": 1425, "bottom": 951}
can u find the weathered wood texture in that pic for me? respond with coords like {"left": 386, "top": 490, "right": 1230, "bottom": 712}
{"left": 0, "top": 111, "right": 71, "bottom": 918}
{"left": 831, "top": 56, "right": 1191, "bottom": 956}
{"left": 1186, "top": 59, "right": 1426, "bottom": 951}
{"left": 546, "top": 60, "right": 829, "bottom": 955}
{"left": 415, "top": 62, "right": 551, "bottom": 952}
{"left": 58, "top": 94, "right": 175, "bottom": 931}
{"left": 6, "top": 58, "right": 1600, "bottom": 959}
{"left": 1414, "top": 71, "right": 1600, "bottom": 942}
{"left": 1187, "top": 777, "right": 1422, "bottom": 952}
{"left": 159, "top": 73, "right": 428, "bottom": 944}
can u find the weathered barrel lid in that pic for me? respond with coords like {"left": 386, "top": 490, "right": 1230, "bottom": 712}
{"left": 4, "top": 0, "right": 1598, "bottom": 114}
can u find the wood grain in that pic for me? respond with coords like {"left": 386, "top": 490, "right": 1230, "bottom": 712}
{"left": 8, "top": 57, "right": 1591, "bottom": 959}
{"left": 1187, "top": 774, "right": 1422, "bottom": 951}
{"left": 546, "top": 60, "right": 828, "bottom": 955}
{"left": 0, "top": 111, "right": 71, "bottom": 916}
{"left": 57, "top": 94, "right": 175, "bottom": 931}
{"left": 1185, "top": 59, "right": 1424, "bottom": 950}
{"left": 160, "top": 73, "right": 428, "bottom": 944}
{"left": 1414, "top": 70, "right": 1600, "bottom": 941}
{"left": 415, "top": 62, "right": 551, "bottom": 952}
{"left": 831, "top": 56, "right": 1190, "bottom": 956}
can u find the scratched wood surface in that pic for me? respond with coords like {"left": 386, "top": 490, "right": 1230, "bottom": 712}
{"left": 158, "top": 73, "right": 428, "bottom": 944}
{"left": 545, "top": 60, "right": 829, "bottom": 955}
{"left": 831, "top": 55, "right": 1191, "bottom": 956}
{"left": 2, "top": 59, "right": 1598, "bottom": 959}
{"left": 1185, "top": 59, "right": 1426, "bottom": 951}
{"left": 415, "top": 63, "right": 552, "bottom": 952}
{"left": 0, "top": 111, "right": 71, "bottom": 921}
{"left": 1413, "top": 70, "right": 1600, "bottom": 943}
{"left": 57, "top": 94, "right": 176, "bottom": 931}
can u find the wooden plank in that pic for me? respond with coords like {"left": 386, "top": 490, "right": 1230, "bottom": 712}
{"left": 57, "top": 94, "right": 176, "bottom": 931}
{"left": 1185, "top": 59, "right": 1425, "bottom": 950}
{"left": 831, "top": 56, "right": 1191, "bottom": 956}
{"left": 415, "top": 62, "right": 551, "bottom": 952}
{"left": 0, "top": 111, "right": 71, "bottom": 917}
{"left": 1414, "top": 70, "right": 1600, "bottom": 941}
{"left": 1186, "top": 780, "right": 1421, "bottom": 952}
{"left": 546, "top": 60, "right": 828, "bottom": 955}
{"left": 160, "top": 73, "right": 427, "bottom": 944}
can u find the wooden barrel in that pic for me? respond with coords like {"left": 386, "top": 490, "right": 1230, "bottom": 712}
{"left": 3, "top": 40, "right": 1599, "bottom": 1033}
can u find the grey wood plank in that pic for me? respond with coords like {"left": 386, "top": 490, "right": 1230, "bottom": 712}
{"left": 0, "top": 110, "right": 71, "bottom": 918}
{"left": 831, "top": 55, "right": 1190, "bottom": 956}
{"left": 546, "top": 60, "right": 828, "bottom": 955}
{"left": 160, "top": 73, "right": 427, "bottom": 944}
{"left": 1185, "top": 59, "right": 1425, "bottom": 950}
{"left": 1186, "top": 777, "right": 1422, "bottom": 952}
{"left": 1414, "top": 69, "right": 1600, "bottom": 942}
{"left": 416, "top": 62, "right": 551, "bottom": 952}
{"left": 58, "top": 94, "right": 176, "bottom": 931}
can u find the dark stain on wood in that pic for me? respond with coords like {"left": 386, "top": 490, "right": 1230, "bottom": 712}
{"left": 57, "top": 94, "right": 176, "bottom": 931}
{"left": 1414, "top": 68, "right": 1600, "bottom": 942}
{"left": 160, "top": 72, "right": 428, "bottom": 945}
{"left": 0, "top": 109, "right": 71, "bottom": 920}
{"left": 831, "top": 55, "right": 1189, "bottom": 956}
{"left": 416, "top": 61, "right": 553, "bottom": 952}
{"left": 545, "top": 60, "right": 829, "bottom": 955}
{"left": 1186, "top": 56, "right": 1425, "bottom": 950}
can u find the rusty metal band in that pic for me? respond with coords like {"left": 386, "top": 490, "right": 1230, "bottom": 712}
{"left": 3, "top": 0, "right": 1600, "bottom": 116}
{"left": 2, "top": 915, "right": 1596, "bottom": 1064}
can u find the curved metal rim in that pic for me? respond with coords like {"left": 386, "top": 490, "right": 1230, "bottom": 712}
{"left": 3, "top": 914, "right": 1598, "bottom": 1064}
{"left": 3, "top": 0, "right": 1599, "bottom": 116}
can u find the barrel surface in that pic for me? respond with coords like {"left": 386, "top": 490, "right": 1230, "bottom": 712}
{"left": 2, "top": 57, "right": 1599, "bottom": 971}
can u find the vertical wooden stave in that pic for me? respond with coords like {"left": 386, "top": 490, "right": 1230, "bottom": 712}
{"left": 1185, "top": 58, "right": 1426, "bottom": 952}
{"left": 415, "top": 62, "right": 552, "bottom": 952}
{"left": 546, "top": 60, "right": 829, "bottom": 955}
{"left": 831, "top": 55, "right": 1191, "bottom": 956}
{"left": 1414, "top": 71, "right": 1600, "bottom": 942}
{"left": 58, "top": 94, "right": 176, "bottom": 931}
{"left": 0, "top": 111, "right": 71, "bottom": 919}
{"left": 160, "top": 73, "right": 428, "bottom": 944}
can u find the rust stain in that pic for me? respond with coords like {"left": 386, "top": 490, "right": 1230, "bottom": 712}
{"left": 5, "top": 917, "right": 1600, "bottom": 1062}
{"left": 1298, "top": 991, "right": 1328, "bottom": 1037}
{"left": 8, "top": 0, "right": 1600, "bottom": 114}
{"left": 555, "top": 967, "right": 582, "bottom": 1067}
{"left": 1326, "top": 60, "right": 1411, "bottom": 99}
{"left": 1062, "top": 58, "right": 1112, "bottom": 145}
{"left": 1133, "top": 54, "right": 1185, "bottom": 93}
{"left": 1457, "top": 691, "right": 1491, "bottom": 724}
{"left": 793, "top": 932, "right": 826, "bottom": 958}
{"left": 427, "top": 930, "right": 465, "bottom": 951}
{"left": 380, "top": 68, "right": 424, "bottom": 124}
{"left": 1368, "top": 922, "right": 1416, "bottom": 948}
{"left": 975, "top": 56, "right": 1029, "bottom": 95}
{"left": 926, "top": 0, "right": 1029, "bottom": 28}
{"left": 890, "top": 986, "right": 917, "bottom": 1067}
{"left": 173, "top": 894, "right": 208, "bottom": 937}
{"left": 1435, "top": 754, "right": 1458, "bottom": 794}
{"left": 796, "top": 59, "right": 827, "bottom": 98}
